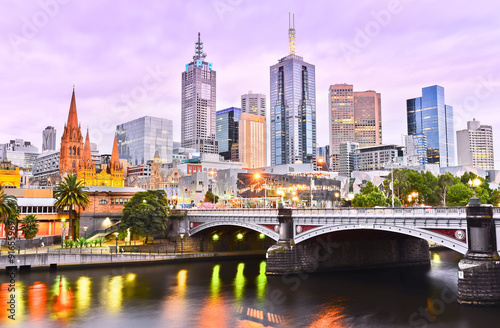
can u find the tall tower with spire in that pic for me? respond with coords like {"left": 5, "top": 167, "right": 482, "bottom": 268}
{"left": 181, "top": 33, "right": 218, "bottom": 155}
{"left": 59, "top": 88, "right": 84, "bottom": 176}
{"left": 77, "top": 129, "right": 96, "bottom": 185}
{"left": 107, "top": 133, "right": 124, "bottom": 187}
{"left": 270, "top": 14, "right": 317, "bottom": 166}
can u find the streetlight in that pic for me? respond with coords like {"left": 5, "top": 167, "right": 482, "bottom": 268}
{"left": 114, "top": 232, "right": 119, "bottom": 254}
{"left": 61, "top": 218, "right": 66, "bottom": 248}
{"left": 468, "top": 178, "right": 482, "bottom": 198}
{"left": 172, "top": 194, "right": 178, "bottom": 208}
{"left": 83, "top": 226, "right": 88, "bottom": 239}
{"left": 254, "top": 172, "right": 267, "bottom": 208}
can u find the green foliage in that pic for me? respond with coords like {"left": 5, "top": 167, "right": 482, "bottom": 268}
{"left": 96, "top": 237, "right": 104, "bottom": 247}
{"left": 53, "top": 175, "right": 90, "bottom": 240}
{"left": 204, "top": 190, "right": 219, "bottom": 203}
{"left": 0, "top": 187, "right": 18, "bottom": 225}
{"left": 118, "top": 190, "right": 169, "bottom": 242}
{"left": 352, "top": 181, "right": 388, "bottom": 207}
{"left": 20, "top": 214, "right": 39, "bottom": 239}
{"left": 64, "top": 239, "right": 75, "bottom": 248}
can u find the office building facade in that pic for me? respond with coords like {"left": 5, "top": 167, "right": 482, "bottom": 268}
{"left": 116, "top": 116, "right": 173, "bottom": 165}
{"left": 407, "top": 85, "right": 455, "bottom": 167}
{"left": 241, "top": 91, "right": 266, "bottom": 116}
{"left": 239, "top": 113, "right": 266, "bottom": 169}
{"left": 42, "top": 126, "right": 57, "bottom": 151}
{"left": 456, "top": 119, "right": 494, "bottom": 169}
{"left": 270, "top": 16, "right": 316, "bottom": 166}
{"left": 339, "top": 141, "right": 359, "bottom": 177}
{"left": 329, "top": 84, "right": 382, "bottom": 171}
{"left": 216, "top": 107, "right": 241, "bottom": 160}
{"left": 404, "top": 134, "right": 428, "bottom": 166}
{"left": 181, "top": 33, "right": 218, "bottom": 154}
{"left": 354, "top": 144, "right": 404, "bottom": 172}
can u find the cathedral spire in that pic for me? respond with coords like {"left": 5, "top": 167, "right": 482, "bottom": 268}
{"left": 66, "top": 88, "right": 79, "bottom": 129}
{"left": 110, "top": 133, "right": 120, "bottom": 167}
{"left": 82, "top": 129, "right": 92, "bottom": 166}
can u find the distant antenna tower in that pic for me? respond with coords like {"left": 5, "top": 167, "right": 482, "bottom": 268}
{"left": 193, "top": 32, "right": 207, "bottom": 61}
{"left": 288, "top": 12, "right": 296, "bottom": 55}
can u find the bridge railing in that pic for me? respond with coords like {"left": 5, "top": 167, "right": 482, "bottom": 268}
{"left": 187, "top": 207, "right": 472, "bottom": 217}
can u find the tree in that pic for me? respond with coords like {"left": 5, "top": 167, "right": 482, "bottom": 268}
{"left": 446, "top": 183, "right": 473, "bottom": 206}
{"left": 204, "top": 190, "right": 219, "bottom": 204}
{"left": 53, "top": 175, "right": 90, "bottom": 240}
{"left": 435, "top": 172, "right": 458, "bottom": 206}
{"left": 119, "top": 190, "right": 169, "bottom": 243}
{"left": 20, "top": 214, "right": 39, "bottom": 239}
{"left": 352, "top": 181, "right": 388, "bottom": 207}
{"left": 0, "top": 187, "right": 19, "bottom": 238}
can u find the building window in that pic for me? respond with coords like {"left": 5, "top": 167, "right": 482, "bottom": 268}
{"left": 99, "top": 199, "right": 108, "bottom": 205}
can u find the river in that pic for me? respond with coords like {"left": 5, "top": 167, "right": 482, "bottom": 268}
{"left": 1, "top": 249, "right": 500, "bottom": 327}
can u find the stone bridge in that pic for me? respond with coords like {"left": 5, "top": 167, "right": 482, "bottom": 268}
{"left": 186, "top": 207, "right": 500, "bottom": 256}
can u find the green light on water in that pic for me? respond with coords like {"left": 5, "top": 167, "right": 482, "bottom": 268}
{"left": 211, "top": 264, "right": 221, "bottom": 298}
{"left": 256, "top": 261, "right": 267, "bottom": 301}
{"left": 234, "top": 263, "right": 246, "bottom": 300}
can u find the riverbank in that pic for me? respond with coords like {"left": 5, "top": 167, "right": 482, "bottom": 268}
{"left": 1, "top": 250, "right": 266, "bottom": 273}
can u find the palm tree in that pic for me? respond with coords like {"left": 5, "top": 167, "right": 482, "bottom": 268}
{"left": 0, "top": 187, "right": 18, "bottom": 229}
{"left": 53, "top": 175, "right": 90, "bottom": 240}
{"left": 20, "top": 214, "right": 39, "bottom": 239}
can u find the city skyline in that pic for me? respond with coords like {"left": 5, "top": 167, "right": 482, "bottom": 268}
{"left": 1, "top": 0, "right": 499, "bottom": 166}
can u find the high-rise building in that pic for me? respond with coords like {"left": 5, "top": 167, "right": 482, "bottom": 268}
{"left": 239, "top": 113, "right": 266, "bottom": 169}
{"left": 329, "top": 84, "right": 382, "bottom": 171}
{"left": 270, "top": 14, "right": 316, "bottom": 166}
{"left": 116, "top": 116, "right": 173, "bottom": 165}
{"left": 241, "top": 91, "right": 266, "bottom": 116}
{"left": 318, "top": 145, "right": 331, "bottom": 170}
{"left": 407, "top": 85, "right": 455, "bottom": 167}
{"left": 456, "top": 119, "right": 494, "bottom": 169}
{"left": 181, "top": 33, "right": 218, "bottom": 155}
{"left": 42, "top": 126, "right": 57, "bottom": 151}
{"left": 404, "top": 134, "right": 428, "bottom": 166}
{"left": 354, "top": 145, "right": 404, "bottom": 172}
{"left": 339, "top": 141, "right": 359, "bottom": 177}
{"left": 216, "top": 107, "right": 241, "bottom": 160}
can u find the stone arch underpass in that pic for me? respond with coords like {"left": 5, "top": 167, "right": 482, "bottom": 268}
{"left": 293, "top": 224, "right": 468, "bottom": 255}
{"left": 189, "top": 221, "right": 280, "bottom": 241}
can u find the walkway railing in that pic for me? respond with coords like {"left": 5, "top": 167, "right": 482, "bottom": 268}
{"left": 87, "top": 222, "right": 120, "bottom": 239}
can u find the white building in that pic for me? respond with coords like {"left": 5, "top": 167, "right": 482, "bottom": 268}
{"left": 456, "top": 119, "right": 494, "bottom": 170}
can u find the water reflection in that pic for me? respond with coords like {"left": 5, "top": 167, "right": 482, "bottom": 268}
{"left": 234, "top": 263, "right": 246, "bottom": 300}
{"left": 162, "top": 269, "right": 189, "bottom": 322}
{"left": 255, "top": 261, "right": 267, "bottom": 302}
{"left": 28, "top": 282, "right": 47, "bottom": 321}
{"left": 211, "top": 264, "right": 221, "bottom": 298}
{"left": 75, "top": 277, "right": 91, "bottom": 315}
{"left": 198, "top": 264, "right": 229, "bottom": 327}
{"left": 52, "top": 276, "right": 73, "bottom": 320}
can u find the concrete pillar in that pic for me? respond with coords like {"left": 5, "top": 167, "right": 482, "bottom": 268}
{"left": 458, "top": 201, "right": 500, "bottom": 306}
{"left": 266, "top": 208, "right": 297, "bottom": 275}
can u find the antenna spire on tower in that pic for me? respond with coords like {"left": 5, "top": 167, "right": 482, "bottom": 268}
{"left": 193, "top": 32, "right": 207, "bottom": 61}
{"left": 288, "top": 12, "right": 296, "bottom": 55}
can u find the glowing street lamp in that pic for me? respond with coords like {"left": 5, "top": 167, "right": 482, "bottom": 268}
{"left": 179, "top": 232, "right": 185, "bottom": 255}
{"left": 83, "top": 226, "right": 88, "bottom": 239}
{"left": 468, "top": 178, "right": 482, "bottom": 198}
{"left": 253, "top": 172, "right": 267, "bottom": 207}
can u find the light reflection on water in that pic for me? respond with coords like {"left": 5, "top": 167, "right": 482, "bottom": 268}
{"left": 1, "top": 250, "right": 500, "bottom": 327}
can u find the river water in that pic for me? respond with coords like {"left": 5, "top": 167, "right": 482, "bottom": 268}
{"left": 1, "top": 249, "right": 500, "bottom": 327}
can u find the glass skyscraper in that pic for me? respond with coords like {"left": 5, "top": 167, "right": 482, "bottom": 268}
{"left": 407, "top": 85, "right": 455, "bottom": 167}
{"left": 116, "top": 116, "right": 173, "bottom": 165}
{"left": 270, "top": 16, "right": 316, "bottom": 165}
{"left": 216, "top": 107, "right": 241, "bottom": 160}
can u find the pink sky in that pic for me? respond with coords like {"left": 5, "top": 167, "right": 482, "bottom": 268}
{"left": 1, "top": 0, "right": 499, "bottom": 166}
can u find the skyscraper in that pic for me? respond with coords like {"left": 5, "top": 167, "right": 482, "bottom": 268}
{"left": 270, "top": 14, "right": 316, "bottom": 166}
{"left": 456, "top": 119, "right": 494, "bottom": 169}
{"left": 181, "top": 33, "right": 218, "bottom": 155}
{"left": 216, "top": 107, "right": 241, "bottom": 160}
{"left": 42, "top": 126, "right": 57, "bottom": 151}
{"left": 239, "top": 113, "right": 266, "bottom": 169}
{"left": 116, "top": 116, "right": 173, "bottom": 165}
{"left": 407, "top": 85, "right": 455, "bottom": 167}
{"left": 241, "top": 91, "right": 266, "bottom": 116}
{"left": 329, "top": 84, "right": 382, "bottom": 171}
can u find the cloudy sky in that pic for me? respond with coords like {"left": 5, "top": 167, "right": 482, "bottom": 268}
{"left": 1, "top": 0, "right": 499, "bottom": 166}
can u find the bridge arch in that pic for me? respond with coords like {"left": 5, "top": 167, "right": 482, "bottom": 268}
{"left": 189, "top": 221, "right": 279, "bottom": 241}
{"left": 294, "top": 224, "right": 468, "bottom": 255}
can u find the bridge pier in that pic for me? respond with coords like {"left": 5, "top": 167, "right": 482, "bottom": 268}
{"left": 458, "top": 201, "right": 500, "bottom": 306}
